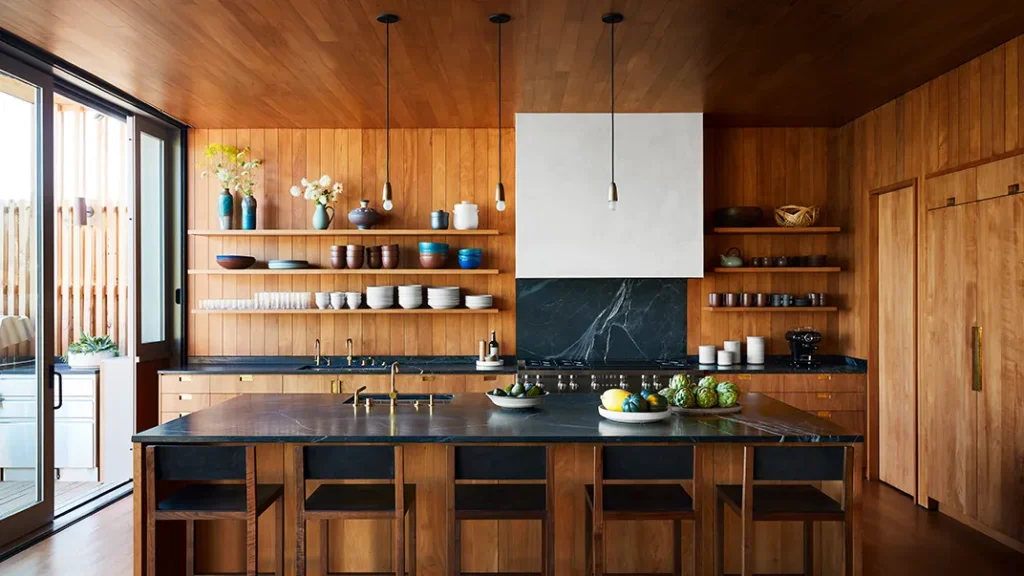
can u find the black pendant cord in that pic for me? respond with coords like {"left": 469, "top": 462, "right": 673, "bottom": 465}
{"left": 610, "top": 18, "right": 615, "bottom": 184}
{"left": 497, "top": 20, "right": 502, "bottom": 182}
{"left": 385, "top": 20, "right": 390, "bottom": 182}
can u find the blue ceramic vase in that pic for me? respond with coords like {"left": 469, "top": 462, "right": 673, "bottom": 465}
{"left": 217, "top": 188, "right": 234, "bottom": 230}
{"left": 312, "top": 203, "right": 335, "bottom": 230}
{"left": 240, "top": 195, "right": 257, "bottom": 230}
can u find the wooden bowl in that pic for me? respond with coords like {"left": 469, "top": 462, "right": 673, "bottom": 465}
{"left": 216, "top": 255, "right": 256, "bottom": 270}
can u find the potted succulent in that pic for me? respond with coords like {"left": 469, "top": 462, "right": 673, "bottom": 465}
{"left": 200, "top": 144, "right": 263, "bottom": 230}
{"left": 63, "top": 334, "right": 120, "bottom": 369}
{"left": 290, "top": 175, "right": 343, "bottom": 230}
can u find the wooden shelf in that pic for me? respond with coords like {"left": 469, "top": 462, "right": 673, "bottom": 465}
{"left": 711, "top": 267, "right": 841, "bottom": 274}
{"left": 188, "top": 229, "right": 499, "bottom": 237}
{"left": 189, "top": 269, "right": 499, "bottom": 276}
{"left": 192, "top": 308, "right": 498, "bottom": 315}
{"left": 703, "top": 306, "right": 838, "bottom": 313}
{"left": 710, "top": 226, "right": 841, "bottom": 234}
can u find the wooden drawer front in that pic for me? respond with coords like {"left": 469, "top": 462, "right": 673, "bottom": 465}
{"left": 160, "top": 374, "right": 211, "bottom": 394}
{"left": 813, "top": 411, "right": 865, "bottom": 434}
{"left": 397, "top": 374, "right": 466, "bottom": 393}
{"left": 733, "top": 373, "right": 785, "bottom": 394}
{"left": 784, "top": 373, "right": 865, "bottom": 393}
{"left": 161, "top": 393, "right": 210, "bottom": 413}
{"left": 781, "top": 392, "right": 865, "bottom": 412}
{"left": 210, "top": 375, "right": 283, "bottom": 394}
{"left": 283, "top": 375, "right": 333, "bottom": 394}
{"left": 465, "top": 374, "right": 503, "bottom": 393}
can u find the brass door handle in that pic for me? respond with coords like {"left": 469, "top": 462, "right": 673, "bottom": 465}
{"left": 972, "top": 326, "right": 983, "bottom": 392}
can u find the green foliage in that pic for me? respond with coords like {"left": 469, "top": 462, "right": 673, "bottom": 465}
{"left": 199, "top": 144, "right": 263, "bottom": 197}
{"left": 63, "top": 333, "right": 119, "bottom": 361}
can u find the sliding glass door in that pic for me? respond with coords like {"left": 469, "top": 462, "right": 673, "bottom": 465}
{"left": 0, "top": 53, "right": 56, "bottom": 547}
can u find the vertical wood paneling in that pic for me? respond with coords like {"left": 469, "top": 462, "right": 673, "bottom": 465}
{"left": 188, "top": 128, "right": 516, "bottom": 356}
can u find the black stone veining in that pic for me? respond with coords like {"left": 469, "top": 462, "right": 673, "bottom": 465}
{"left": 160, "top": 355, "right": 518, "bottom": 375}
{"left": 132, "top": 392, "right": 862, "bottom": 444}
{"left": 516, "top": 278, "right": 687, "bottom": 362}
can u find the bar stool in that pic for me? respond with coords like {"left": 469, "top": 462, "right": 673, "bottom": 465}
{"left": 144, "top": 445, "right": 284, "bottom": 576}
{"left": 295, "top": 445, "right": 416, "bottom": 576}
{"left": 447, "top": 445, "right": 554, "bottom": 576}
{"left": 714, "top": 446, "right": 854, "bottom": 576}
{"left": 585, "top": 445, "right": 701, "bottom": 576}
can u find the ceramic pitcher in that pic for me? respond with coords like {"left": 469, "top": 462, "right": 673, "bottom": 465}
{"left": 312, "top": 203, "right": 335, "bottom": 230}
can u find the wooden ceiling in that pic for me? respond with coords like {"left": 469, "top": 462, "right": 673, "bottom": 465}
{"left": 1, "top": 0, "right": 1022, "bottom": 128}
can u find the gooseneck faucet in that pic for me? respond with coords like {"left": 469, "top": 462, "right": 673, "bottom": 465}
{"left": 346, "top": 338, "right": 354, "bottom": 365}
{"left": 314, "top": 338, "right": 321, "bottom": 366}
{"left": 389, "top": 362, "right": 400, "bottom": 407}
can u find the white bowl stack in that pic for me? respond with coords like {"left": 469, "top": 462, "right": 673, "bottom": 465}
{"left": 365, "top": 286, "right": 395, "bottom": 309}
{"left": 427, "top": 286, "right": 461, "bottom": 309}
{"left": 464, "top": 294, "right": 493, "bottom": 309}
{"left": 398, "top": 285, "right": 423, "bottom": 309}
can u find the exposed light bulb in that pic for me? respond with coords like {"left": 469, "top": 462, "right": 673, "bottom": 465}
{"left": 383, "top": 199, "right": 393, "bottom": 211}
{"left": 496, "top": 200, "right": 506, "bottom": 212}
{"left": 494, "top": 182, "right": 506, "bottom": 212}
{"left": 608, "top": 200, "right": 617, "bottom": 211}
{"left": 608, "top": 182, "right": 618, "bottom": 212}
{"left": 382, "top": 180, "right": 393, "bottom": 211}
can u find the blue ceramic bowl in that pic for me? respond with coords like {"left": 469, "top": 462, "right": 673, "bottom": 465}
{"left": 419, "top": 242, "right": 449, "bottom": 254}
{"left": 457, "top": 257, "right": 481, "bottom": 269}
{"left": 458, "top": 249, "right": 482, "bottom": 257}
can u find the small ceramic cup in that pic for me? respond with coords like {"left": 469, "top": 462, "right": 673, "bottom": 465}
{"left": 740, "top": 293, "right": 755, "bottom": 307}
{"left": 756, "top": 293, "right": 770, "bottom": 307}
{"left": 708, "top": 293, "right": 721, "bottom": 307}
{"left": 724, "top": 293, "right": 739, "bottom": 307}
{"left": 717, "top": 350, "right": 733, "bottom": 366}
{"left": 698, "top": 345, "right": 717, "bottom": 365}
{"left": 345, "top": 292, "right": 362, "bottom": 309}
{"left": 315, "top": 292, "right": 330, "bottom": 309}
{"left": 330, "top": 292, "right": 345, "bottom": 310}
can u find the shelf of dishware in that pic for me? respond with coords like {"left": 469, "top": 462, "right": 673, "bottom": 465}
{"left": 711, "top": 267, "right": 841, "bottom": 274}
{"left": 192, "top": 308, "right": 498, "bottom": 315}
{"left": 188, "top": 229, "right": 500, "bottom": 237}
{"left": 702, "top": 306, "right": 838, "bottom": 313}
{"left": 709, "top": 226, "right": 841, "bottom": 234}
{"left": 188, "top": 269, "right": 499, "bottom": 275}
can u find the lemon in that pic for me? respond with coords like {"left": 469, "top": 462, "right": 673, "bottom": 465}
{"left": 600, "top": 389, "right": 631, "bottom": 412}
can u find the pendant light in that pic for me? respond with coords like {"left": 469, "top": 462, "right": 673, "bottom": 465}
{"left": 490, "top": 13, "right": 510, "bottom": 212}
{"left": 378, "top": 13, "right": 399, "bottom": 211}
{"left": 603, "top": 12, "right": 623, "bottom": 211}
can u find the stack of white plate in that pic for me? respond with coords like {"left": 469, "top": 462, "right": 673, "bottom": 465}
{"left": 365, "top": 286, "right": 395, "bottom": 309}
{"left": 426, "top": 286, "right": 461, "bottom": 310}
{"left": 464, "top": 294, "right": 493, "bottom": 309}
{"left": 398, "top": 285, "right": 423, "bottom": 309}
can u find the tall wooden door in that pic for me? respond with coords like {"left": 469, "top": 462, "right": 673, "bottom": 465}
{"left": 876, "top": 185, "right": 917, "bottom": 495}
{"left": 975, "top": 193, "right": 1024, "bottom": 541}
{"left": 921, "top": 202, "right": 977, "bottom": 518}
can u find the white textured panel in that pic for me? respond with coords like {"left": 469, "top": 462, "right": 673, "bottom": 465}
{"left": 515, "top": 113, "right": 704, "bottom": 278}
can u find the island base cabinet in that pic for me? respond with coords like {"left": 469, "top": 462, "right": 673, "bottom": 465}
{"left": 136, "top": 442, "right": 861, "bottom": 576}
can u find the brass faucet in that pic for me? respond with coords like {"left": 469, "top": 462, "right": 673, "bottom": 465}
{"left": 352, "top": 385, "right": 367, "bottom": 405}
{"left": 346, "top": 338, "right": 354, "bottom": 365}
{"left": 314, "top": 338, "right": 321, "bottom": 366}
{"left": 389, "top": 362, "right": 400, "bottom": 407}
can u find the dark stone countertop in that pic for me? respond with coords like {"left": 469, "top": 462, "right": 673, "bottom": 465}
{"left": 132, "top": 392, "right": 863, "bottom": 444}
{"left": 158, "top": 356, "right": 517, "bottom": 376}
{"left": 688, "top": 355, "right": 867, "bottom": 375}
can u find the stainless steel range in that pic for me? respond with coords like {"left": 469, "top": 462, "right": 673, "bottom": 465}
{"left": 517, "top": 359, "right": 701, "bottom": 394}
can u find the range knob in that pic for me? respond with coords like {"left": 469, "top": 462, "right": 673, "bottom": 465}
{"left": 569, "top": 374, "right": 579, "bottom": 392}
{"left": 590, "top": 374, "right": 599, "bottom": 392}
{"left": 653, "top": 374, "right": 662, "bottom": 389}
{"left": 640, "top": 374, "right": 650, "bottom": 391}
{"left": 557, "top": 374, "right": 566, "bottom": 392}
{"left": 534, "top": 374, "right": 543, "bottom": 389}
{"left": 619, "top": 374, "right": 629, "bottom": 390}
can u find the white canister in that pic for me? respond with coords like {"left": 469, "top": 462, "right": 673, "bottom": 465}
{"left": 716, "top": 350, "right": 733, "bottom": 366}
{"left": 723, "top": 340, "right": 742, "bottom": 364}
{"left": 699, "top": 345, "right": 717, "bottom": 365}
{"left": 452, "top": 201, "right": 480, "bottom": 230}
{"left": 746, "top": 336, "right": 766, "bottom": 365}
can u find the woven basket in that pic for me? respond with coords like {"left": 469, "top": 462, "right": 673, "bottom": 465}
{"left": 774, "top": 205, "right": 820, "bottom": 227}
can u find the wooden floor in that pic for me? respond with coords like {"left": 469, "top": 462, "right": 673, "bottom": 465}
{"left": 0, "top": 481, "right": 112, "bottom": 517}
{"left": 1, "top": 481, "right": 1022, "bottom": 575}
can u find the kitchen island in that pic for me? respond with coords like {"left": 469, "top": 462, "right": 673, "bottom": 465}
{"left": 133, "top": 393, "right": 863, "bottom": 576}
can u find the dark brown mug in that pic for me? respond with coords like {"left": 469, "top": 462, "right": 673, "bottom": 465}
{"left": 774, "top": 256, "right": 789, "bottom": 267}
{"left": 807, "top": 254, "right": 827, "bottom": 267}
{"left": 755, "top": 293, "right": 770, "bottom": 307}
{"left": 724, "top": 293, "right": 739, "bottom": 307}
{"left": 708, "top": 293, "right": 722, "bottom": 307}
{"left": 740, "top": 293, "right": 755, "bottom": 307}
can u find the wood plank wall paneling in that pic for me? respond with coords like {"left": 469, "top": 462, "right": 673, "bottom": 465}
{"left": 187, "top": 129, "right": 516, "bottom": 357}
{"left": 690, "top": 127, "right": 842, "bottom": 355}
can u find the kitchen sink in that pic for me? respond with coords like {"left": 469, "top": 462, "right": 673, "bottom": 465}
{"left": 342, "top": 393, "right": 454, "bottom": 405}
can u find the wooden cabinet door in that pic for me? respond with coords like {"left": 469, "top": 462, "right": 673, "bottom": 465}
{"left": 976, "top": 156, "right": 1019, "bottom": 202}
{"left": 465, "top": 374, "right": 505, "bottom": 393}
{"left": 975, "top": 193, "right": 1024, "bottom": 540}
{"left": 877, "top": 185, "right": 918, "bottom": 496}
{"left": 922, "top": 203, "right": 978, "bottom": 518}
{"left": 925, "top": 168, "right": 977, "bottom": 210}
{"left": 282, "top": 375, "right": 334, "bottom": 394}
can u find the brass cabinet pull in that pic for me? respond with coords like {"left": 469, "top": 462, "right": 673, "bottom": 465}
{"left": 972, "top": 326, "right": 983, "bottom": 392}
{"left": 331, "top": 380, "right": 341, "bottom": 394}
{"left": 816, "top": 393, "right": 832, "bottom": 399}
{"left": 421, "top": 376, "right": 436, "bottom": 382}
{"left": 239, "top": 375, "right": 253, "bottom": 382}
{"left": 816, "top": 411, "right": 832, "bottom": 418}
{"left": 737, "top": 374, "right": 752, "bottom": 381}
{"left": 179, "top": 393, "right": 192, "bottom": 401}
{"left": 178, "top": 375, "right": 192, "bottom": 382}
{"left": 483, "top": 375, "right": 497, "bottom": 381}
{"left": 817, "top": 374, "right": 832, "bottom": 381}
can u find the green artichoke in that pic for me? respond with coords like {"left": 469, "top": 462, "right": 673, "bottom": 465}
{"left": 697, "top": 375, "right": 718, "bottom": 389}
{"left": 716, "top": 381, "right": 739, "bottom": 395}
{"left": 696, "top": 387, "right": 718, "bottom": 408}
{"left": 675, "top": 387, "right": 697, "bottom": 408}
{"left": 669, "top": 374, "right": 692, "bottom": 390}
{"left": 717, "top": 390, "right": 739, "bottom": 408}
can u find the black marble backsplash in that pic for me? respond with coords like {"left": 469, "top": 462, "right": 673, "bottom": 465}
{"left": 516, "top": 278, "right": 687, "bottom": 361}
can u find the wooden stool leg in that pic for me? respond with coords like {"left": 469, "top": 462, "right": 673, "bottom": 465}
{"left": 693, "top": 514, "right": 702, "bottom": 576}
{"left": 321, "top": 520, "right": 330, "bottom": 576}
{"left": 715, "top": 495, "right": 724, "bottom": 576}
{"left": 673, "top": 519, "right": 683, "bottom": 576}
{"left": 185, "top": 520, "right": 195, "bottom": 576}
{"left": 409, "top": 503, "right": 417, "bottom": 576}
{"left": 452, "top": 519, "right": 462, "bottom": 576}
{"left": 584, "top": 507, "right": 592, "bottom": 576}
{"left": 541, "top": 516, "right": 549, "bottom": 576}
{"left": 275, "top": 501, "right": 285, "bottom": 576}
{"left": 593, "top": 521, "right": 603, "bottom": 576}
{"left": 247, "top": 509, "right": 258, "bottom": 576}
{"left": 844, "top": 520, "right": 854, "bottom": 576}
{"left": 395, "top": 508, "right": 406, "bottom": 576}
{"left": 804, "top": 521, "right": 814, "bottom": 576}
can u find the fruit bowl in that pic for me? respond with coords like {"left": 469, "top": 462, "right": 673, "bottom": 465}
{"left": 598, "top": 406, "right": 673, "bottom": 424}
{"left": 486, "top": 391, "right": 548, "bottom": 409}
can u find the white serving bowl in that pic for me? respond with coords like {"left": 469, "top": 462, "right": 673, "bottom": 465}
{"left": 597, "top": 406, "right": 673, "bottom": 424}
{"left": 486, "top": 391, "right": 548, "bottom": 409}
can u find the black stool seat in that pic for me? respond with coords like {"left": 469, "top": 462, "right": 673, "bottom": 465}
{"left": 717, "top": 484, "right": 843, "bottom": 519}
{"left": 305, "top": 484, "right": 416, "bottom": 513}
{"left": 585, "top": 484, "right": 694, "bottom": 515}
{"left": 157, "top": 483, "right": 283, "bottom": 515}
{"left": 454, "top": 484, "right": 546, "bottom": 517}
